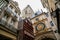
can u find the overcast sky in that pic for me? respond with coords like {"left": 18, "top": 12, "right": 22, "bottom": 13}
{"left": 13, "top": 0, "right": 47, "bottom": 13}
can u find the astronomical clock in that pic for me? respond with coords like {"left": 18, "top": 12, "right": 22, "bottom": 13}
{"left": 35, "top": 23, "right": 46, "bottom": 31}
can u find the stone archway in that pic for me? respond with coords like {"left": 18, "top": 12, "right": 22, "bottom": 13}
{"left": 40, "top": 34, "right": 56, "bottom": 40}
{"left": 37, "top": 33, "right": 57, "bottom": 40}
{"left": 35, "top": 31, "right": 57, "bottom": 40}
{"left": 41, "top": 37, "right": 55, "bottom": 40}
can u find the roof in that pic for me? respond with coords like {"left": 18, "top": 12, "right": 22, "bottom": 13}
{"left": 30, "top": 12, "right": 46, "bottom": 20}
{"left": 22, "top": 5, "right": 34, "bottom": 13}
{"left": 31, "top": 10, "right": 42, "bottom": 18}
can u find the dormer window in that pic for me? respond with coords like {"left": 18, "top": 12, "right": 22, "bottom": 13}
{"left": 35, "top": 13, "right": 37, "bottom": 15}
{"left": 45, "top": 13, "right": 49, "bottom": 17}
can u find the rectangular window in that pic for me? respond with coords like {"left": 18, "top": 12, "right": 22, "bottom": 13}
{"left": 0, "top": 1, "right": 4, "bottom": 8}
{"left": 15, "top": 10, "right": 17, "bottom": 13}
{"left": 25, "top": 10, "right": 27, "bottom": 14}
{"left": 9, "top": 5, "right": 13, "bottom": 9}
{"left": 11, "top": 19, "right": 15, "bottom": 25}
{"left": 4, "top": 13, "right": 9, "bottom": 19}
{"left": 0, "top": 0, "right": 7, "bottom": 9}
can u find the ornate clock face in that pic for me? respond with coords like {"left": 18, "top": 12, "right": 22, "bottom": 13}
{"left": 36, "top": 23, "right": 45, "bottom": 31}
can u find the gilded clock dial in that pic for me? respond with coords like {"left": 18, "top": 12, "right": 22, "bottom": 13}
{"left": 36, "top": 23, "right": 45, "bottom": 31}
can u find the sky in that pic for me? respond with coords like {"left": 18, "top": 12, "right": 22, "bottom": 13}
{"left": 13, "top": 0, "right": 47, "bottom": 13}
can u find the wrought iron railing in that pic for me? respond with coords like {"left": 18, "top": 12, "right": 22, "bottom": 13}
{"left": 9, "top": 23, "right": 17, "bottom": 33}
{"left": 0, "top": 18, "right": 17, "bottom": 33}
{"left": 0, "top": 18, "right": 6, "bottom": 25}
{"left": 6, "top": 7, "right": 13, "bottom": 14}
{"left": 6, "top": 7, "right": 18, "bottom": 18}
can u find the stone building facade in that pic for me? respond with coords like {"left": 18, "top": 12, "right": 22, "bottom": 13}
{"left": 41, "top": 0, "right": 60, "bottom": 40}
{"left": 31, "top": 12, "right": 57, "bottom": 40}
{"left": 21, "top": 5, "right": 34, "bottom": 19}
{"left": 0, "top": 0, "right": 21, "bottom": 40}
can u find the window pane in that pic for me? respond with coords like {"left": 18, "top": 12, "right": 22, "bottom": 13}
{"left": 25, "top": 10, "right": 27, "bottom": 14}
{"left": 50, "top": 21, "right": 54, "bottom": 26}
{"left": 35, "top": 13, "right": 38, "bottom": 16}
{"left": 36, "top": 18, "right": 39, "bottom": 21}
{"left": 45, "top": 13, "right": 49, "bottom": 17}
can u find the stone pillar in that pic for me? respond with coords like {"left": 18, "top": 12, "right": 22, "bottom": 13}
{"left": 7, "top": 17, "right": 12, "bottom": 24}
{"left": 0, "top": 10, "right": 4, "bottom": 19}
{"left": 14, "top": 21, "right": 18, "bottom": 29}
